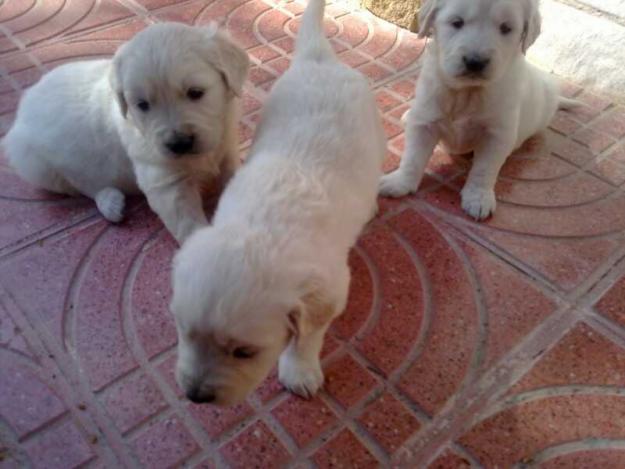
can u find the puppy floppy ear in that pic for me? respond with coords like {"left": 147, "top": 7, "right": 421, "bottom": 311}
{"left": 109, "top": 44, "right": 128, "bottom": 118}
{"left": 418, "top": 0, "right": 438, "bottom": 38}
{"left": 522, "top": 0, "right": 541, "bottom": 53}
{"left": 201, "top": 24, "right": 250, "bottom": 97}
{"left": 287, "top": 272, "right": 335, "bottom": 341}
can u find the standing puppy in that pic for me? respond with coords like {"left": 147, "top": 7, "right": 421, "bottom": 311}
{"left": 3, "top": 23, "right": 248, "bottom": 243}
{"left": 171, "top": 0, "right": 386, "bottom": 405}
{"left": 379, "top": 0, "right": 577, "bottom": 219}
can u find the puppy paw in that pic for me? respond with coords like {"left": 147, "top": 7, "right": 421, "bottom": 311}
{"left": 400, "top": 108, "right": 410, "bottom": 126}
{"left": 379, "top": 170, "right": 418, "bottom": 198}
{"left": 95, "top": 187, "right": 126, "bottom": 223}
{"left": 461, "top": 185, "right": 496, "bottom": 220}
{"left": 278, "top": 352, "right": 324, "bottom": 399}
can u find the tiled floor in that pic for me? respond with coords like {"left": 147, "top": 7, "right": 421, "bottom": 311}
{"left": 1, "top": 0, "right": 625, "bottom": 468}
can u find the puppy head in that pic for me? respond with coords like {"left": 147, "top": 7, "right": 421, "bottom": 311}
{"left": 421, "top": 0, "right": 541, "bottom": 88}
{"left": 110, "top": 22, "right": 249, "bottom": 160}
{"left": 171, "top": 226, "right": 314, "bottom": 405}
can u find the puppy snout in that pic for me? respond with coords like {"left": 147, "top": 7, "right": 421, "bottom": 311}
{"left": 463, "top": 54, "right": 491, "bottom": 74}
{"left": 165, "top": 132, "right": 196, "bottom": 155}
{"left": 185, "top": 386, "right": 216, "bottom": 404}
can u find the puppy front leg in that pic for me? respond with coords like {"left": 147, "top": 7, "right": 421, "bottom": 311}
{"left": 461, "top": 135, "right": 515, "bottom": 220}
{"left": 142, "top": 176, "right": 208, "bottom": 244}
{"left": 379, "top": 114, "right": 438, "bottom": 198}
{"left": 279, "top": 322, "right": 332, "bottom": 399}
{"left": 279, "top": 265, "right": 350, "bottom": 399}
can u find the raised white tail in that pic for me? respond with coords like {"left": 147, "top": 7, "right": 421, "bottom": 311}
{"left": 294, "top": 0, "right": 334, "bottom": 62}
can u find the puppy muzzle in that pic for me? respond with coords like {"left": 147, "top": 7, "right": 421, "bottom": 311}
{"left": 164, "top": 132, "right": 197, "bottom": 157}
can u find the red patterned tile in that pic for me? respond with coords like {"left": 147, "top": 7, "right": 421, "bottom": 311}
{"left": 572, "top": 127, "right": 616, "bottom": 154}
{"left": 74, "top": 211, "right": 162, "bottom": 391}
{"left": 358, "top": 392, "right": 420, "bottom": 454}
{"left": 596, "top": 274, "right": 625, "bottom": 328}
{"left": 359, "top": 17, "right": 397, "bottom": 58}
{"left": 460, "top": 395, "right": 625, "bottom": 467}
{"left": 100, "top": 373, "right": 167, "bottom": 434}
{"left": 226, "top": 0, "right": 271, "bottom": 49}
{"left": 133, "top": 0, "right": 190, "bottom": 9}
{"left": 550, "top": 110, "right": 582, "bottom": 135}
{"left": 337, "top": 14, "right": 369, "bottom": 47}
{"left": 358, "top": 62, "right": 392, "bottom": 82}
{"left": 375, "top": 90, "right": 402, "bottom": 112}
{"left": 427, "top": 450, "right": 472, "bottom": 468}
{"left": 460, "top": 238, "right": 556, "bottom": 368}
{"left": 339, "top": 49, "right": 370, "bottom": 68}
{"left": 592, "top": 106, "right": 625, "bottom": 139}
{"left": 388, "top": 77, "right": 417, "bottom": 99}
{"left": 23, "top": 420, "right": 94, "bottom": 469}
{"left": 131, "top": 232, "right": 177, "bottom": 359}
{"left": 132, "top": 417, "right": 199, "bottom": 467}
{"left": 511, "top": 323, "right": 625, "bottom": 394}
{"left": 0, "top": 361, "right": 66, "bottom": 438}
{"left": 324, "top": 355, "right": 377, "bottom": 408}
{"left": 219, "top": 421, "right": 290, "bottom": 468}
{"left": 356, "top": 225, "right": 424, "bottom": 376}
{"left": 253, "top": 368, "right": 283, "bottom": 403}
{"left": 388, "top": 210, "right": 479, "bottom": 414}
{"left": 572, "top": 91, "right": 612, "bottom": 122}
{"left": 380, "top": 32, "right": 426, "bottom": 71}
{"left": 267, "top": 56, "right": 291, "bottom": 75}
{"left": 249, "top": 65, "right": 276, "bottom": 86}
{"left": 156, "top": 354, "right": 183, "bottom": 397}
{"left": 312, "top": 429, "right": 378, "bottom": 468}
{"left": 540, "top": 450, "right": 625, "bottom": 468}
{"left": 258, "top": 8, "right": 292, "bottom": 42}
{"left": 331, "top": 250, "right": 373, "bottom": 341}
{"left": 0, "top": 0, "right": 134, "bottom": 52}
{"left": 188, "top": 401, "right": 253, "bottom": 439}
{"left": 272, "top": 395, "right": 336, "bottom": 447}
{"left": 249, "top": 44, "right": 281, "bottom": 63}
{"left": 0, "top": 221, "right": 105, "bottom": 341}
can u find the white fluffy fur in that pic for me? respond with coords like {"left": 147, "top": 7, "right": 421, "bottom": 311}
{"left": 379, "top": 0, "right": 574, "bottom": 220}
{"left": 3, "top": 22, "right": 248, "bottom": 243}
{"left": 171, "top": 0, "right": 386, "bottom": 405}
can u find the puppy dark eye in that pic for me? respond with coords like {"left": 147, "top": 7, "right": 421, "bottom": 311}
{"left": 137, "top": 100, "right": 150, "bottom": 112}
{"left": 500, "top": 23, "right": 512, "bottom": 35}
{"left": 232, "top": 347, "right": 257, "bottom": 359}
{"left": 451, "top": 18, "right": 464, "bottom": 29}
{"left": 187, "top": 88, "right": 205, "bottom": 101}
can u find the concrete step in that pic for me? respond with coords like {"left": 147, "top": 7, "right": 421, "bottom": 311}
{"left": 529, "top": 0, "right": 625, "bottom": 100}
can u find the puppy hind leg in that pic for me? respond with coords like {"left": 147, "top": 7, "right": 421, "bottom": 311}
{"left": 95, "top": 187, "right": 126, "bottom": 223}
{"left": 8, "top": 147, "right": 77, "bottom": 195}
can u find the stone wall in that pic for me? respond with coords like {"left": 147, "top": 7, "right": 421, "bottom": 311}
{"left": 362, "top": 0, "right": 420, "bottom": 31}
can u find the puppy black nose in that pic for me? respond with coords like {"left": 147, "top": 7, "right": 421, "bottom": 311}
{"left": 165, "top": 132, "right": 195, "bottom": 155}
{"left": 186, "top": 388, "right": 216, "bottom": 404}
{"left": 463, "top": 55, "right": 490, "bottom": 73}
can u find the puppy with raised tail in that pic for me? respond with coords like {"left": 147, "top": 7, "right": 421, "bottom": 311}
{"left": 3, "top": 23, "right": 248, "bottom": 243}
{"left": 171, "top": 0, "right": 386, "bottom": 405}
{"left": 379, "top": 0, "right": 578, "bottom": 220}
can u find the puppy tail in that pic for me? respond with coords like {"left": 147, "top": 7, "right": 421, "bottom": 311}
{"left": 558, "top": 96, "right": 585, "bottom": 112}
{"left": 294, "top": 0, "right": 334, "bottom": 62}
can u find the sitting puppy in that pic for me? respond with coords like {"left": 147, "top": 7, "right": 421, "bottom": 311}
{"left": 171, "top": 0, "right": 385, "bottom": 405}
{"left": 379, "top": 0, "right": 578, "bottom": 219}
{"left": 3, "top": 23, "right": 248, "bottom": 243}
